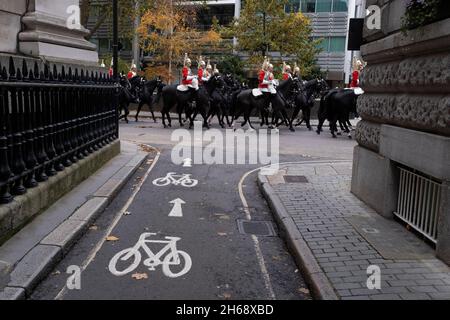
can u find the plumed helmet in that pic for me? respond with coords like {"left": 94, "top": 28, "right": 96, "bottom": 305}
{"left": 206, "top": 59, "right": 212, "bottom": 70}
{"left": 294, "top": 62, "right": 300, "bottom": 73}
{"left": 198, "top": 55, "right": 206, "bottom": 68}
{"left": 184, "top": 53, "right": 191, "bottom": 67}
{"left": 352, "top": 57, "right": 366, "bottom": 71}
{"left": 268, "top": 63, "right": 274, "bottom": 70}
{"left": 213, "top": 64, "right": 219, "bottom": 75}
{"left": 285, "top": 64, "right": 291, "bottom": 72}
{"left": 262, "top": 56, "right": 269, "bottom": 70}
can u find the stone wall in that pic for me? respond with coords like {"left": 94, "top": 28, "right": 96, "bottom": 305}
{"left": 0, "top": 1, "right": 26, "bottom": 54}
{"left": 1, "top": 0, "right": 98, "bottom": 64}
{"left": 351, "top": 0, "right": 450, "bottom": 264}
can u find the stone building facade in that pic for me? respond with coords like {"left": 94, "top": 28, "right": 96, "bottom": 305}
{"left": 351, "top": 0, "right": 450, "bottom": 264}
{"left": 0, "top": 0, "right": 98, "bottom": 64}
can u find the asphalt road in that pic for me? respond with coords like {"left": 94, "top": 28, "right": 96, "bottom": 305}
{"left": 30, "top": 118, "right": 356, "bottom": 300}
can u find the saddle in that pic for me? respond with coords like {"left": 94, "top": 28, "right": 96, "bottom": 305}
{"left": 252, "top": 88, "right": 263, "bottom": 97}
{"left": 177, "top": 84, "right": 189, "bottom": 92}
{"left": 345, "top": 87, "right": 364, "bottom": 95}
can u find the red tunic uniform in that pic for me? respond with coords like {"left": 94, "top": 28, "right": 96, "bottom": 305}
{"left": 127, "top": 71, "right": 136, "bottom": 80}
{"left": 198, "top": 68, "right": 204, "bottom": 85}
{"left": 182, "top": 66, "right": 192, "bottom": 85}
{"left": 258, "top": 70, "right": 269, "bottom": 89}
{"left": 350, "top": 70, "right": 359, "bottom": 88}
{"left": 282, "top": 72, "right": 291, "bottom": 81}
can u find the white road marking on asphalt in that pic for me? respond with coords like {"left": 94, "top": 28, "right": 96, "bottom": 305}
{"left": 152, "top": 172, "right": 198, "bottom": 187}
{"left": 168, "top": 198, "right": 185, "bottom": 217}
{"left": 238, "top": 159, "right": 351, "bottom": 300}
{"left": 108, "top": 232, "right": 192, "bottom": 278}
{"left": 55, "top": 146, "right": 161, "bottom": 300}
{"left": 182, "top": 158, "right": 192, "bottom": 167}
{"left": 238, "top": 168, "right": 276, "bottom": 300}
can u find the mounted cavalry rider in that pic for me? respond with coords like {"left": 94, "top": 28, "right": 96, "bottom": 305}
{"left": 349, "top": 57, "right": 365, "bottom": 95}
{"left": 197, "top": 56, "right": 206, "bottom": 85}
{"left": 258, "top": 57, "right": 276, "bottom": 96}
{"left": 127, "top": 60, "right": 138, "bottom": 80}
{"left": 178, "top": 53, "right": 199, "bottom": 93}
{"left": 201, "top": 59, "right": 213, "bottom": 84}
{"left": 293, "top": 63, "right": 302, "bottom": 80}
{"left": 282, "top": 62, "right": 293, "bottom": 81}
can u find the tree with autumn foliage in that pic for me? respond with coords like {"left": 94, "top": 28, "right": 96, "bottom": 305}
{"left": 223, "top": 0, "right": 322, "bottom": 77}
{"left": 137, "top": 0, "right": 221, "bottom": 83}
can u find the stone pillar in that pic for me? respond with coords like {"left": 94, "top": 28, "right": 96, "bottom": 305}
{"left": 18, "top": 0, "right": 99, "bottom": 64}
{"left": 0, "top": 1, "right": 27, "bottom": 54}
{"left": 351, "top": 0, "right": 450, "bottom": 264}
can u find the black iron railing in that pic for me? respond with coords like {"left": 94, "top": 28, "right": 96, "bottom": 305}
{"left": 0, "top": 57, "right": 119, "bottom": 204}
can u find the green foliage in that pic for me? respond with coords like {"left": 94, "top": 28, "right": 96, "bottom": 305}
{"left": 102, "top": 55, "right": 131, "bottom": 75}
{"left": 217, "top": 55, "right": 246, "bottom": 82}
{"left": 221, "top": 0, "right": 321, "bottom": 75}
{"left": 401, "top": 0, "right": 449, "bottom": 33}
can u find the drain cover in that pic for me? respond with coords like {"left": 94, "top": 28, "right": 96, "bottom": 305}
{"left": 237, "top": 220, "right": 276, "bottom": 236}
{"left": 284, "top": 175, "right": 309, "bottom": 183}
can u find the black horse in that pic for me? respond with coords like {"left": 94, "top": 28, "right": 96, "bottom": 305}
{"left": 187, "top": 74, "right": 227, "bottom": 128}
{"left": 161, "top": 75, "right": 223, "bottom": 129}
{"left": 221, "top": 74, "right": 247, "bottom": 127}
{"left": 205, "top": 75, "right": 228, "bottom": 128}
{"left": 291, "top": 78, "right": 329, "bottom": 131}
{"left": 317, "top": 88, "right": 359, "bottom": 138}
{"left": 118, "top": 76, "right": 139, "bottom": 123}
{"left": 232, "top": 77, "right": 294, "bottom": 130}
{"left": 134, "top": 78, "right": 163, "bottom": 122}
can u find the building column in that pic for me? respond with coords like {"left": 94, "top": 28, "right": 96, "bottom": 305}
{"left": 0, "top": 1, "right": 27, "bottom": 54}
{"left": 233, "top": 0, "right": 241, "bottom": 49}
{"left": 18, "top": 0, "right": 99, "bottom": 64}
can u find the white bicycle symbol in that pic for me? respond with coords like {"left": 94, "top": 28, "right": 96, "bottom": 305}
{"left": 108, "top": 232, "right": 192, "bottom": 278}
{"left": 152, "top": 172, "right": 198, "bottom": 187}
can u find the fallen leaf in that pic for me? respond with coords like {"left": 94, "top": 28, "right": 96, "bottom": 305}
{"left": 106, "top": 235, "right": 119, "bottom": 241}
{"left": 52, "top": 270, "right": 61, "bottom": 275}
{"left": 272, "top": 255, "right": 281, "bottom": 261}
{"left": 222, "top": 292, "right": 232, "bottom": 299}
{"left": 294, "top": 269, "right": 299, "bottom": 273}
{"left": 123, "top": 211, "right": 131, "bottom": 215}
{"left": 217, "top": 232, "right": 227, "bottom": 236}
{"left": 89, "top": 225, "right": 98, "bottom": 231}
{"left": 298, "top": 287, "right": 310, "bottom": 294}
{"left": 132, "top": 272, "right": 148, "bottom": 280}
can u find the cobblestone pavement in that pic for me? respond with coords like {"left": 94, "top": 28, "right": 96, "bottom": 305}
{"left": 261, "top": 161, "right": 450, "bottom": 300}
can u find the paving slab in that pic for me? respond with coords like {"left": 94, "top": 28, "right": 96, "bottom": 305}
{"left": 258, "top": 161, "right": 450, "bottom": 300}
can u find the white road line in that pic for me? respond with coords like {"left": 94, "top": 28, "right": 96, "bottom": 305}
{"left": 237, "top": 159, "right": 349, "bottom": 300}
{"left": 238, "top": 168, "right": 276, "bottom": 300}
{"left": 55, "top": 147, "right": 161, "bottom": 300}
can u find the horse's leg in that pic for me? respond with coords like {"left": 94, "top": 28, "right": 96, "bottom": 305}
{"left": 316, "top": 117, "right": 325, "bottom": 135}
{"left": 123, "top": 103, "right": 129, "bottom": 123}
{"left": 290, "top": 105, "right": 301, "bottom": 129}
{"left": 161, "top": 108, "right": 167, "bottom": 128}
{"left": 306, "top": 107, "right": 312, "bottom": 131}
{"left": 135, "top": 101, "right": 143, "bottom": 122}
{"left": 178, "top": 105, "right": 184, "bottom": 127}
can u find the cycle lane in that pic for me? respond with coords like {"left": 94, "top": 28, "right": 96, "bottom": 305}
{"left": 33, "top": 148, "right": 310, "bottom": 300}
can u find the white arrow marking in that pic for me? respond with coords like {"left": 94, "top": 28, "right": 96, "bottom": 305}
{"left": 168, "top": 198, "right": 186, "bottom": 217}
{"left": 182, "top": 158, "right": 192, "bottom": 167}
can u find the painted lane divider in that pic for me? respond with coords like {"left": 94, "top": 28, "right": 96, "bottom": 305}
{"left": 169, "top": 198, "right": 185, "bottom": 217}
{"left": 152, "top": 172, "right": 198, "bottom": 187}
{"left": 109, "top": 232, "right": 192, "bottom": 278}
